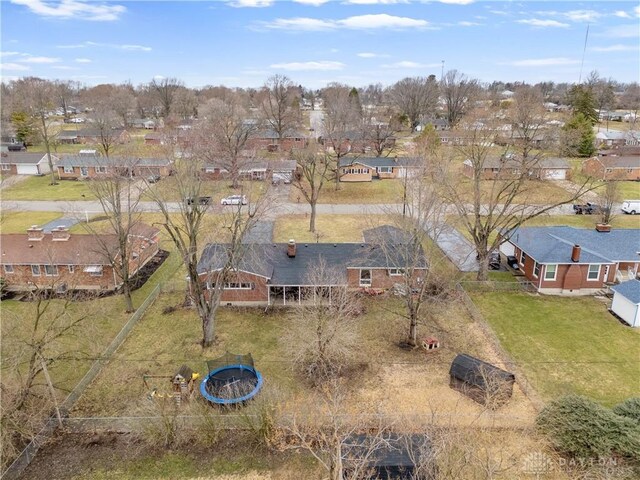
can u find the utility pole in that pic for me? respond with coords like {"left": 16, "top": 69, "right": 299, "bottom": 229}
{"left": 441, "top": 60, "right": 445, "bottom": 81}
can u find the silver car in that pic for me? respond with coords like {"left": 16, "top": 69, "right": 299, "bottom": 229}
{"left": 220, "top": 194, "right": 247, "bottom": 206}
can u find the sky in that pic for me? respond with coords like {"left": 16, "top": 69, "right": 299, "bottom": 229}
{"left": 1, "top": 0, "right": 639, "bottom": 89}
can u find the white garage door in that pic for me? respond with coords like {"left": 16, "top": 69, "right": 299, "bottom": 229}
{"left": 16, "top": 165, "right": 38, "bottom": 175}
{"left": 543, "top": 169, "right": 566, "bottom": 180}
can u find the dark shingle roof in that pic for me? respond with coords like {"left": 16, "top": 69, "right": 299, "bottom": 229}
{"left": 611, "top": 279, "right": 640, "bottom": 304}
{"left": 197, "top": 242, "right": 427, "bottom": 286}
{"left": 506, "top": 226, "right": 640, "bottom": 264}
{"left": 591, "top": 156, "right": 640, "bottom": 169}
{"left": 449, "top": 354, "right": 515, "bottom": 388}
{"left": 1, "top": 152, "right": 51, "bottom": 165}
{"left": 58, "top": 156, "right": 170, "bottom": 167}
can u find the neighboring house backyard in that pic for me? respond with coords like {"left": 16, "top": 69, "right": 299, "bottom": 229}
{"left": 1, "top": 174, "right": 96, "bottom": 201}
{"left": 471, "top": 291, "right": 639, "bottom": 407}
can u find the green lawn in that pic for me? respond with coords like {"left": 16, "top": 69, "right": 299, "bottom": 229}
{"left": 1, "top": 211, "right": 63, "bottom": 233}
{"left": 2, "top": 175, "right": 96, "bottom": 201}
{"left": 292, "top": 179, "right": 404, "bottom": 204}
{"left": 471, "top": 292, "right": 640, "bottom": 406}
{"left": 273, "top": 214, "right": 388, "bottom": 243}
{"left": 143, "top": 177, "right": 268, "bottom": 203}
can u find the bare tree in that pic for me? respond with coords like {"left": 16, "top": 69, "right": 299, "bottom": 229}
{"left": 146, "top": 150, "right": 269, "bottom": 347}
{"left": 83, "top": 158, "right": 144, "bottom": 312}
{"left": 9, "top": 78, "right": 58, "bottom": 185}
{"left": 286, "top": 258, "right": 360, "bottom": 384}
{"left": 149, "top": 77, "right": 184, "bottom": 118}
{"left": 388, "top": 76, "right": 439, "bottom": 132}
{"left": 361, "top": 106, "right": 400, "bottom": 157}
{"left": 430, "top": 106, "right": 595, "bottom": 281}
{"left": 170, "top": 87, "right": 198, "bottom": 122}
{"left": 291, "top": 146, "right": 331, "bottom": 232}
{"left": 321, "top": 83, "right": 362, "bottom": 190}
{"left": 54, "top": 80, "right": 80, "bottom": 120}
{"left": 441, "top": 70, "right": 480, "bottom": 127}
{"left": 197, "top": 95, "right": 258, "bottom": 189}
{"left": 87, "top": 105, "right": 123, "bottom": 158}
{"left": 599, "top": 178, "right": 621, "bottom": 225}
{"left": 1, "top": 288, "right": 93, "bottom": 468}
{"left": 260, "top": 74, "right": 300, "bottom": 143}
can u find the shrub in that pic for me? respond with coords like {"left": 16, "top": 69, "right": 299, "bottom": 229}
{"left": 613, "top": 398, "right": 640, "bottom": 424}
{"left": 536, "top": 395, "right": 640, "bottom": 460}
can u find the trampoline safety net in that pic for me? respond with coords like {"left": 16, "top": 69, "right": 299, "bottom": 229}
{"left": 206, "top": 352, "right": 255, "bottom": 373}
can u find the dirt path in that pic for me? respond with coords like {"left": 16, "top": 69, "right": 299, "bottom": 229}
{"left": 0, "top": 174, "right": 28, "bottom": 190}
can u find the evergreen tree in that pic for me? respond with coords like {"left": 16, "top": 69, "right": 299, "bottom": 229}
{"left": 10, "top": 111, "right": 36, "bottom": 145}
{"left": 567, "top": 85, "right": 598, "bottom": 125}
{"left": 562, "top": 112, "right": 596, "bottom": 157}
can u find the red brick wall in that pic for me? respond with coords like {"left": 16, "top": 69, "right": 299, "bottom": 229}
{"left": 346, "top": 267, "right": 426, "bottom": 289}
{"left": 198, "top": 271, "right": 269, "bottom": 303}
{"left": 3, "top": 264, "right": 117, "bottom": 291}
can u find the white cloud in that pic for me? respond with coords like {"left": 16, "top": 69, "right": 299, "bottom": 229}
{"left": 293, "top": 0, "right": 330, "bottom": 4}
{"left": 357, "top": 52, "right": 389, "bottom": 58}
{"left": 599, "top": 24, "right": 640, "bottom": 39}
{"left": 270, "top": 61, "right": 345, "bottom": 71}
{"left": 75, "top": 58, "right": 92, "bottom": 63}
{"left": 1, "top": 62, "right": 30, "bottom": 71}
{"left": 458, "top": 21, "right": 480, "bottom": 26}
{"left": 509, "top": 57, "right": 580, "bottom": 67}
{"left": 339, "top": 14, "right": 429, "bottom": 29}
{"left": 591, "top": 44, "right": 638, "bottom": 52}
{"left": 437, "top": 0, "right": 475, "bottom": 4}
{"left": 52, "top": 65, "right": 77, "bottom": 70}
{"left": 517, "top": 19, "right": 569, "bottom": 28}
{"left": 263, "top": 14, "right": 429, "bottom": 30}
{"left": 228, "top": 0, "right": 273, "bottom": 7}
{"left": 11, "top": 0, "right": 126, "bottom": 21}
{"left": 381, "top": 61, "right": 441, "bottom": 69}
{"left": 614, "top": 11, "right": 631, "bottom": 19}
{"left": 564, "top": 10, "right": 601, "bottom": 22}
{"left": 345, "top": 0, "right": 408, "bottom": 4}
{"left": 635, "top": 5, "right": 640, "bottom": 17}
{"left": 0, "top": 51, "right": 21, "bottom": 57}
{"left": 19, "top": 56, "right": 61, "bottom": 63}
{"left": 57, "top": 41, "right": 152, "bottom": 51}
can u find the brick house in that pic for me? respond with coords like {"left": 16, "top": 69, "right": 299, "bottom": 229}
{"left": 1, "top": 224, "right": 160, "bottom": 293}
{"left": 57, "top": 155, "right": 172, "bottom": 180}
{"left": 196, "top": 231, "right": 427, "bottom": 306}
{"left": 202, "top": 159, "right": 297, "bottom": 182}
{"left": 462, "top": 156, "right": 570, "bottom": 180}
{"left": 247, "top": 129, "right": 308, "bottom": 152}
{"left": 581, "top": 154, "right": 640, "bottom": 180}
{"left": 0, "top": 152, "right": 59, "bottom": 175}
{"left": 56, "top": 128, "right": 131, "bottom": 145}
{"left": 319, "top": 131, "right": 396, "bottom": 155}
{"left": 499, "top": 226, "right": 640, "bottom": 295}
{"left": 338, "top": 157, "right": 422, "bottom": 182}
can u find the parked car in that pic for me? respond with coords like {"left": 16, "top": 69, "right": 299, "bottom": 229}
{"left": 621, "top": 200, "right": 640, "bottom": 215}
{"left": 146, "top": 174, "right": 161, "bottom": 184}
{"left": 220, "top": 194, "right": 247, "bottom": 206}
{"left": 185, "top": 196, "right": 212, "bottom": 206}
{"left": 506, "top": 255, "right": 519, "bottom": 270}
{"left": 573, "top": 202, "right": 602, "bottom": 215}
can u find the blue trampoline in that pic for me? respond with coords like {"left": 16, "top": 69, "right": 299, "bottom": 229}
{"left": 200, "top": 352, "right": 263, "bottom": 405}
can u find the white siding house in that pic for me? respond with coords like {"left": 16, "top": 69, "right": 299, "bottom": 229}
{"left": 610, "top": 279, "right": 640, "bottom": 328}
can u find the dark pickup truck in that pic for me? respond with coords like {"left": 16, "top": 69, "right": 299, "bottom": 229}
{"left": 573, "top": 202, "right": 602, "bottom": 215}
{"left": 185, "top": 196, "right": 212, "bottom": 206}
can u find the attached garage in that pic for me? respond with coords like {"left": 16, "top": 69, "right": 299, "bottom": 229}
{"left": 610, "top": 279, "right": 640, "bottom": 327}
{"left": 2, "top": 152, "right": 55, "bottom": 175}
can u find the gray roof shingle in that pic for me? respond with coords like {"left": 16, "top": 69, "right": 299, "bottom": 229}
{"left": 506, "top": 226, "right": 640, "bottom": 264}
{"left": 611, "top": 279, "right": 640, "bottom": 304}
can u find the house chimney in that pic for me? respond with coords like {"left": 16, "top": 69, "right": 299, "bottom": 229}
{"left": 287, "top": 239, "right": 296, "bottom": 258}
{"left": 51, "top": 226, "right": 70, "bottom": 241}
{"left": 571, "top": 244, "right": 581, "bottom": 262}
{"left": 27, "top": 225, "right": 44, "bottom": 241}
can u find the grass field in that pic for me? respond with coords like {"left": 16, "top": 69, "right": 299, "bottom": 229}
{"left": 2, "top": 175, "right": 96, "bottom": 201}
{"left": 291, "top": 179, "right": 404, "bottom": 204}
{"left": 471, "top": 292, "right": 640, "bottom": 407}
{"left": 1, "top": 211, "right": 63, "bottom": 233}
{"left": 273, "top": 214, "right": 387, "bottom": 243}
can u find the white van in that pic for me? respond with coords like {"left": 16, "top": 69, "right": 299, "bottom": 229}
{"left": 621, "top": 200, "right": 640, "bottom": 215}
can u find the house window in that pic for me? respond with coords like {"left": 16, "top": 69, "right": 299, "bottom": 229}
{"left": 544, "top": 264, "right": 557, "bottom": 281}
{"left": 63, "top": 165, "right": 74, "bottom": 173}
{"left": 520, "top": 251, "right": 527, "bottom": 266}
{"left": 68, "top": 265, "right": 75, "bottom": 273}
{"left": 95, "top": 166, "right": 107, "bottom": 174}
{"left": 389, "top": 268, "right": 405, "bottom": 276}
{"left": 1, "top": 164, "right": 10, "bottom": 171}
{"left": 44, "top": 265, "right": 58, "bottom": 276}
{"left": 31, "top": 265, "right": 41, "bottom": 276}
{"left": 84, "top": 265, "right": 103, "bottom": 277}
{"left": 359, "top": 269, "right": 372, "bottom": 287}
{"left": 605, "top": 168, "right": 613, "bottom": 174}
{"left": 587, "top": 264, "right": 600, "bottom": 281}
{"left": 533, "top": 262, "right": 540, "bottom": 278}
{"left": 4, "top": 264, "right": 14, "bottom": 274}
{"left": 627, "top": 168, "right": 633, "bottom": 173}
{"left": 223, "top": 282, "right": 253, "bottom": 290}
{"left": 378, "top": 167, "right": 392, "bottom": 174}
{"left": 80, "top": 167, "right": 89, "bottom": 176}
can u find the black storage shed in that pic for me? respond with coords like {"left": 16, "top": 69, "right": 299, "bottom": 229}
{"left": 449, "top": 353, "right": 515, "bottom": 407}
{"left": 342, "top": 433, "right": 435, "bottom": 479}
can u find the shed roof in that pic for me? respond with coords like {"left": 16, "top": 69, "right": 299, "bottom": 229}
{"left": 342, "top": 433, "right": 431, "bottom": 469}
{"left": 611, "top": 279, "right": 640, "bottom": 305}
{"left": 449, "top": 354, "right": 515, "bottom": 388}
